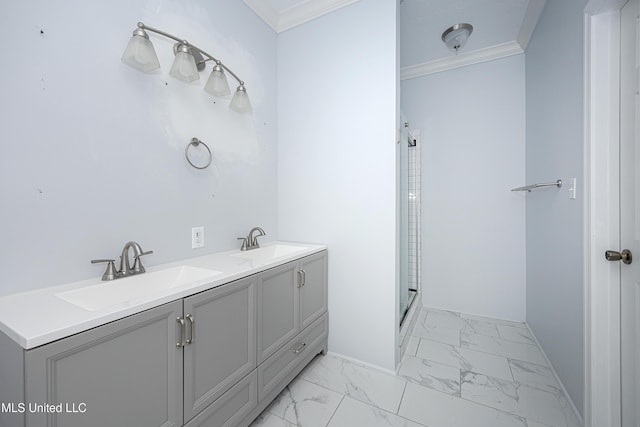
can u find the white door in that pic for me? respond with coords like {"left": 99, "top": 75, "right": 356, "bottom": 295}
{"left": 619, "top": 0, "right": 640, "bottom": 425}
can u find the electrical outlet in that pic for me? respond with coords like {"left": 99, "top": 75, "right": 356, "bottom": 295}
{"left": 192, "top": 227, "right": 205, "bottom": 249}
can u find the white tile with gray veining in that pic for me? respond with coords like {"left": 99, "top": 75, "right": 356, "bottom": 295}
{"left": 497, "top": 324, "right": 536, "bottom": 345}
{"left": 424, "top": 310, "right": 466, "bottom": 330}
{"left": 459, "top": 312, "right": 527, "bottom": 329}
{"left": 252, "top": 308, "right": 581, "bottom": 427}
{"left": 327, "top": 397, "right": 424, "bottom": 427}
{"left": 301, "top": 354, "right": 406, "bottom": 413}
{"left": 264, "top": 378, "right": 343, "bottom": 427}
{"left": 460, "top": 331, "right": 546, "bottom": 365}
{"left": 422, "top": 307, "right": 461, "bottom": 320}
{"left": 411, "top": 322, "right": 460, "bottom": 346}
{"left": 460, "top": 372, "right": 581, "bottom": 427}
{"left": 461, "top": 317, "right": 501, "bottom": 337}
{"left": 509, "top": 359, "right": 559, "bottom": 392}
{"left": 416, "top": 338, "right": 513, "bottom": 381}
{"left": 397, "top": 355, "right": 460, "bottom": 396}
{"left": 399, "top": 382, "right": 527, "bottom": 427}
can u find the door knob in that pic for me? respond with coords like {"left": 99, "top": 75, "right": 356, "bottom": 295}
{"left": 605, "top": 249, "right": 633, "bottom": 265}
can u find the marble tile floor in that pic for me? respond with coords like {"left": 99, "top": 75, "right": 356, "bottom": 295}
{"left": 250, "top": 307, "right": 582, "bottom": 427}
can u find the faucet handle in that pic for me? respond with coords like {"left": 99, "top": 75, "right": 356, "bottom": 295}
{"left": 237, "top": 237, "right": 248, "bottom": 251}
{"left": 91, "top": 259, "right": 118, "bottom": 281}
{"left": 132, "top": 250, "right": 153, "bottom": 274}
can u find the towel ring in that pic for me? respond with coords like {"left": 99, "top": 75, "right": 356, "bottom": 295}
{"left": 185, "top": 138, "right": 212, "bottom": 170}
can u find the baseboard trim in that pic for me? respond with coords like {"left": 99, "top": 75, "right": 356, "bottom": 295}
{"left": 326, "top": 351, "right": 397, "bottom": 377}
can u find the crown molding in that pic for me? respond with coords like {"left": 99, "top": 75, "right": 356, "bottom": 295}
{"left": 278, "top": 0, "right": 361, "bottom": 32}
{"left": 517, "top": 0, "right": 546, "bottom": 50}
{"left": 243, "top": 0, "right": 361, "bottom": 33}
{"left": 243, "top": 0, "right": 280, "bottom": 32}
{"left": 400, "top": 41, "right": 524, "bottom": 81}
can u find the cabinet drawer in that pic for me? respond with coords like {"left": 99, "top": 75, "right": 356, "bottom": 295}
{"left": 185, "top": 370, "right": 257, "bottom": 427}
{"left": 257, "top": 313, "right": 328, "bottom": 401}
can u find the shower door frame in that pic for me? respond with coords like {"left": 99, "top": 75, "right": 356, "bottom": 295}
{"left": 399, "top": 127, "right": 421, "bottom": 336}
{"left": 400, "top": 129, "right": 421, "bottom": 327}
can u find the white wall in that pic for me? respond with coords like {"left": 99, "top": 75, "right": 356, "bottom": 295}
{"left": 0, "top": 0, "right": 278, "bottom": 296}
{"left": 525, "top": 0, "right": 586, "bottom": 416}
{"left": 401, "top": 55, "right": 527, "bottom": 321}
{"left": 277, "top": 0, "right": 399, "bottom": 371}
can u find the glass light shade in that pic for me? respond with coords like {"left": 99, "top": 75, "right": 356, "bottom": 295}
{"left": 121, "top": 34, "right": 160, "bottom": 72}
{"left": 169, "top": 47, "right": 200, "bottom": 83}
{"left": 441, "top": 23, "right": 473, "bottom": 52}
{"left": 229, "top": 85, "right": 252, "bottom": 113}
{"left": 204, "top": 65, "right": 231, "bottom": 97}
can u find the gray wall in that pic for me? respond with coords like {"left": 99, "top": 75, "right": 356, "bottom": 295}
{"left": 402, "top": 54, "right": 527, "bottom": 321}
{"left": 525, "top": 0, "right": 587, "bottom": 417}
{"left": 0, "top": 0, "right": 278, "bottom": 296}
{"left": 277, "top": 0, "right": 399, "bottom": 371}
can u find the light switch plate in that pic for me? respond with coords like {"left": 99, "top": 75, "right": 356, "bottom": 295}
{"left": 192, "top": 227, "right": 205, "bottom": 249}
{"left": 569, "top": 178, "right": 577, "bottom": 200}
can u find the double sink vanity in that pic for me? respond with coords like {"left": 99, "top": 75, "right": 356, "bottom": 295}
{"left": 0, "top": 241, "right": 328, "bottom": 427}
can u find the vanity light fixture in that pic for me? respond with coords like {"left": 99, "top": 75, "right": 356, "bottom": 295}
{"left": 121, "top": 22, "right": 252, "bottom": 113}
{"left": 441, "top": 23, "right": 473, "bottom": 52}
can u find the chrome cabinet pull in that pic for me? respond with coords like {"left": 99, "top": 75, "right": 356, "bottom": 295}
{"left": 292, "top": 342, "right": 306, "bottom": 354}
{"left": 186, "top": 314, "right": 194, "bottom": 344}
{"left": 297, "top": 270, "right": 306, "bottom": 288}
{"left": 176, "top": 317, "right": 185, "bottom": 348}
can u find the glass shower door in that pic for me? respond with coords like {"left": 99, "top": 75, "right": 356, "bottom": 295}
{"left": 399, "top": 121, "right": 410, "bottom": 325}
{"left": 399, "top": 119, "right": 419, "bottom": 328}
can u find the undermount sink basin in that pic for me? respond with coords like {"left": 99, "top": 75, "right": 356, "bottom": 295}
{"left": 230, "top": 244, "right": 308, "bottom": 263}
{"left": 56, "top": 266, "right": 222, "bottom": 311}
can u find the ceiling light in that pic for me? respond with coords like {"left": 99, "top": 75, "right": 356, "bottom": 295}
{"left": 441, "top": 23, "right": 473, "bottom": 52}
{"left": 122, "top": 22, "right": 252, "bottom": 113}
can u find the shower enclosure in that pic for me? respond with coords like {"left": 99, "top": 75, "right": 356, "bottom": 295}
{"left": 398, "top": 121, "right": 421, "bottom": 328}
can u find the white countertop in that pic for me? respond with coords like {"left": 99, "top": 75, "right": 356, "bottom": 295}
{"left": 0, "top": 241, "right": 326, "bottom": 350}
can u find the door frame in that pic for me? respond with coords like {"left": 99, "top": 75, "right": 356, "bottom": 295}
{"left": 583, "top": 1, "right": 626, "bottom": 425}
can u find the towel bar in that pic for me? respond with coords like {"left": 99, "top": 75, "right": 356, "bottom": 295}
{"left": 511, "top": 180, "right": 562, "bottom": 192}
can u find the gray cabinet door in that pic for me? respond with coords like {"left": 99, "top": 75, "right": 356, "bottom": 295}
{"left": 25, "top": 300, "right": 183, "bottom": 427}
{"left": 257, "top": 260, "right": 299, "bottom": 363}
{"left": 183, "top": 276, "right": 257, "bottom": 423}
{"left": 299, "top": 251, "right": 328, "bottom": 330}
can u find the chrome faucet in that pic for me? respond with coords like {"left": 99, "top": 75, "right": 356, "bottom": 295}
{"left": 237, "top": 227, "right": 266, "bottom": 251}
{"left": 119, "top": 241, "right": 153, "bottom": 277}
{"left": 91, "top": 241, "right": 153, "bottom": 281}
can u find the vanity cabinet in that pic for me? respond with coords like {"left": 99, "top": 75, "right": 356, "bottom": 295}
{"left": 255, "top": 251, "right": 328, "bottom": 402}
{"left": 257, "top": 251, "right": 328, "bottom": 364}
{"left": 22, "top": 276, "right": 257, "bottom": 427}
{"left": 3, "top": 248, "right": 327, "bottom": 427}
